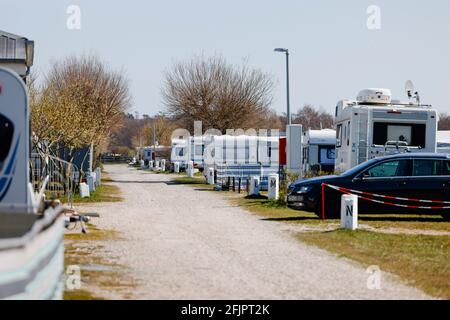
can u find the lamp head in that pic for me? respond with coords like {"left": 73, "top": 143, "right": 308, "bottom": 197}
{"left": 274, "top": 48, "right": 288, "bottom": 53}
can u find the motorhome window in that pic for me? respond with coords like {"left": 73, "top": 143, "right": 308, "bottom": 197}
{"left": 372, "top": 123, "right": 426, "bottom": 148}
{"left": 364, "top": 160, "right": 410, "bottom": 178}
{"left": 343, "top": 124, "right": 347, "bottom": 144}
{"left": 195, "top": 145, "right": 203, "bottom": 156}
{"left": 336, "top": 124, "right": 342, "bottom": 148}
{"left": 412, "top": 160, "right": 442, "bottom": 176}
{"left": 0, "top": 114, "right": 14, "bottom": 168}
{"left": 347, "top": 121, "right": 350, "bottom": 146}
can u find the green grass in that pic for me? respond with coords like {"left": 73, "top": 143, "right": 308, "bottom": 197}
{"left": 225, "top": 191, "right": 450, "bottom": 299}
{"left": 171, "top": 176, "right": 211, "bottom": 188}
{"left": 227, "top": 192, "right": 450, "bottom": 232}
{"left": 71, "top": 184, "right": 123, "bottom": 203}
{"left": 64, "top": 225, "right": 136, "bottom": 300}
{"left": 297, "top": 229, "right": 450, "bottom": 299}
{"left": 227, "top": 193, "right": 337, "bottom": 226}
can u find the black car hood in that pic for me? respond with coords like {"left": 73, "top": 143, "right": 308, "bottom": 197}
{"left": 290, "top": 175, "right": 341, "bottom": 188}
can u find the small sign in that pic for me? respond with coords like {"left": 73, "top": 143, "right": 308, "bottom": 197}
{"left": 340, "top": 194, "right": 358, "bottom": 230}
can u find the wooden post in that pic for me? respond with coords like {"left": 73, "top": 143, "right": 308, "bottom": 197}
{"left": 321, "top": 183, "right": 326, "bottom": 221}
{"left": 238, "top": 178, "right": 241, "bottom": 194}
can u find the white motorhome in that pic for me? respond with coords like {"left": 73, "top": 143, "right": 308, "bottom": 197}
{"left": 335, "top": 88, "right": 438, "bottom": 172}
{"left": 302, "top": 129, "right": 336, "bottom": 173}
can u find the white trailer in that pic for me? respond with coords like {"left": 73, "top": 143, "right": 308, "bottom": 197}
{"left": 302, "top": 129, "right": 336, "bottom": 173}
{"left": 0, "top": 65, "right": 64, "bottom": 299}
{"left": 335, "top": 88, "right": 438, "bottom": 172}
{"left": 170, "top": 136, "right": 207, "bottom": 169}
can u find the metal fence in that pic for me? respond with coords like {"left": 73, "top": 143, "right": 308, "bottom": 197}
{"left": 30, "top": 152, "right": 80, "bottom": 205}
{"left": 215, "top": 163, "right": 280, "bottom": 191}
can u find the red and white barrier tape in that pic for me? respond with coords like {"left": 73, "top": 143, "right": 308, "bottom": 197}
{"left": 323, "top": 183, "right": 450, "bottom": 210}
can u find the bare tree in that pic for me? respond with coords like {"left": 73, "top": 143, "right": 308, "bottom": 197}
{"left": 291, "top": 104, "right": 334, "bottom": 130}
{"left": 131, "top": 115, "right": 177, "bottom": 148}
{"left": 30, "top": 55, "right": 132, "bottom": 167}
{"left": 162, "top": 56, "right": 275, "bottom": 133}
{"left": 439, "top": 113, "right": 450, "bottom": 130}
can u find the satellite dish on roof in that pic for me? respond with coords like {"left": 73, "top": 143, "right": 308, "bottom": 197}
{"left": 405, "top": 80, "right": 420, "bottom": 105}
{"left": 405, "top": 80, "right": 415, "bottom": 99}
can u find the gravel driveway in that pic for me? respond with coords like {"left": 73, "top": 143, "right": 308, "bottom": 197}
{"left": 74, "top": 164, "right": 431, "bottom": 300}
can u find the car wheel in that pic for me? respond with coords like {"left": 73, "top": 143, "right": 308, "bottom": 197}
{"left": 315, "top": 203, "right": 340, "bottom": 219}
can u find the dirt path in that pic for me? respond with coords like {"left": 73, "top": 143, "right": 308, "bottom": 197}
{"left": 74, "top": 164, "right": 432, "bottom": 300}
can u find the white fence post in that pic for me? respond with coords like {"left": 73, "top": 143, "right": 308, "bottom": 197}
{"left": 340, "top": 194, "right": 358, "bottom": 230}
{"left": 79, "top": 182, "right": 90, "bottom": 198}
{"left": 268, "top": 174, "right": 279, "bottom": 200}
{"left": 174, "top": 162, "right": 180, "bottom": 173}
{"left": 249, "top": 176, "right": 260, "bottom": 196}
{"left": 187, "top": 161, "right": 194, "bottom": 178}
{"left": 207, "top": 168, "right": 215, "bottom": 185}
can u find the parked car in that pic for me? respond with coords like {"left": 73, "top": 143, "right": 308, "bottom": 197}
{"left": 287, "top": 153, "right": 450, "bottom": 219}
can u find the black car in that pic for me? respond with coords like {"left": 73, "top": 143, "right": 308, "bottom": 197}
{"left": 287, "top": 153, "right": 450, "bottom": 219}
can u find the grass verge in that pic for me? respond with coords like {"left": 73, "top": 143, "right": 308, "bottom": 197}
{"left": 71, "top": 171, "right": 123, "bottom": 204}
{"left": 225, "top": 191, "right": 449, "bottom": 299}
{"left": 297, "top": 229, "right": 450, "bottom": 299}
{"left": 64, "top": 224, "right": 136, "bottom": 300}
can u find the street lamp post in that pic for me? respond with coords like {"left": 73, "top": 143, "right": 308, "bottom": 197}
{"left": 274, "top": 48, "right": 291, "bottom": 125}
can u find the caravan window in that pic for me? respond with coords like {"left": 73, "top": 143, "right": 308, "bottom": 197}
{"left": 336, "top": 124, "right": 342, "bottom": 148}
{"left": 347, "top": 121, "right": 351, "bottom": 146}
{"left": 176, "top": 147, "right": 184, "bottom": 157}
{"left": 373, "top": 123, "right": 426, "bottom": 148}
{"left": 0, "top": 114, "right": 14, "bottom": 169}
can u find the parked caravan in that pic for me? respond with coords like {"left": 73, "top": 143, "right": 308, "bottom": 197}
{"left": 0, "top": 63, "right": 64, "bottom": 299}
{"left": 142, "top": 146, "right": 170, "bottom": 165}
{"left": 437, "top": 131, "right": 450, "bottom": 153}
{"left": 170, "top": 138, "right": 188, "bottom": 167}
{"left": 203, "top": 134, "right": 280, "bottom": 189}
{"left": 334, "top": 88, "right": 438, "bottom": 172}
{"left": 170, "top": 136, "right": 211, "bottom": 170}
{"left": 302, "top": 129, "right": 336, "bottom": 173}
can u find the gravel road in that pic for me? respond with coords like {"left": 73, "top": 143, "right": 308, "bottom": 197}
{"left": 75, "top": 164, "right": 432, "bottom": 300}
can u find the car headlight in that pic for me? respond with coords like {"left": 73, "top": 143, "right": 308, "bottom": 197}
{"left": 295, "top": 186, "right": 313, "bottom": 194}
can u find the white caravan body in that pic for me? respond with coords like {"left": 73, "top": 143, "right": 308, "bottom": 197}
{"left": 302, "top": 129, "right": 336, "bottom": 173}
{"left": 0, "top": 67, "right": 33, "bottom": 213}
{"left": 335, "top": 88, "right": 438, "bottom": 173}
{"left": 170, "top": 138, "right": 189, "bottom": 167}
{"left": 204, "top": 135, "right": 279, "bottom": 167}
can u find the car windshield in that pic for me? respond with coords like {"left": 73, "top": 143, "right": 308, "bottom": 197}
{"left": 339, "top": 158, "right": 379, "bottom": 177}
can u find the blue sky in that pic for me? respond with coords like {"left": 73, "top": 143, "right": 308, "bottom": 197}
{"left": 2, "top": 0, "right": 449, "bottom": 116}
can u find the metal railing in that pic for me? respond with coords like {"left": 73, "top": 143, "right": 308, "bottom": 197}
{"left": 30, "top": 152, "right": 80, "bottom": 207}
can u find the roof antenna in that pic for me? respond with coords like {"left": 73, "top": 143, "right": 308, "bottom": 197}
{"left": 405, "top": 80, "right": 420, "bottom": 105}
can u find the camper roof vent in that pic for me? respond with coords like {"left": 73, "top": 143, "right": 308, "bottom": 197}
{"left": 357, "top": 88, "right": 392, "bottom": 105}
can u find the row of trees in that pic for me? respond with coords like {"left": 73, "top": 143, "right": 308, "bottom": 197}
{"left": 107, "top": 55, "right": 450, "bottom": 155}
{"left": 30, "top": 55, "right": 132, "bottom": 167}
{"left": 109, "top": 56, "right": 336, "bottom": 154}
